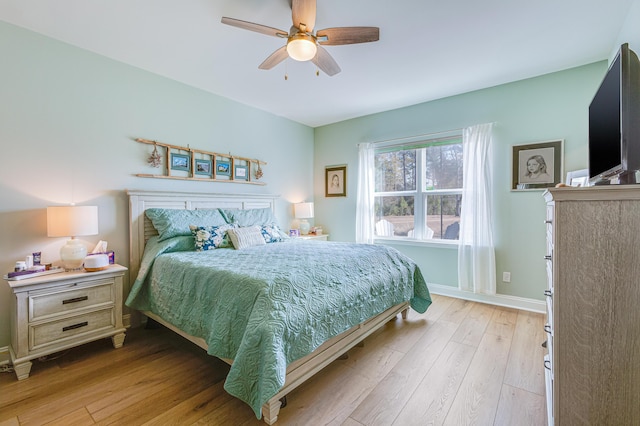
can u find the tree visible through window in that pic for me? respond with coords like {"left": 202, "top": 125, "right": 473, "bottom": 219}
{"left": 373, "top": 136, "right": 462, "bottom": 240}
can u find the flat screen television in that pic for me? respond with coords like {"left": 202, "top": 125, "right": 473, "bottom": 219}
{"left": 588, "top": 43, "right": 640, "bottom": 184}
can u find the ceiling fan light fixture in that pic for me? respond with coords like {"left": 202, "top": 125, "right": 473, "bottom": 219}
{"left": 286, "top": 34, "right": 317, "bottom": 61}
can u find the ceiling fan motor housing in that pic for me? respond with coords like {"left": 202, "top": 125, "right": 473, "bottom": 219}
{"left": 287, "top": 33, "right": 317, "bottom": 61}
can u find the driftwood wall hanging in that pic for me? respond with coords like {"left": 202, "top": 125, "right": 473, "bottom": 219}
{"left": 134, "top": 138, "right": 266, "bottom": 186}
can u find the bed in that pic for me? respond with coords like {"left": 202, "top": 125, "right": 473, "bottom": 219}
{"left": 126, "top": 190, "right": 431, "bottom": 424}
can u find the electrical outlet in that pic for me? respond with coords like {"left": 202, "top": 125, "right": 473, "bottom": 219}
{"left": 502, "top": 272, "right": 511, "bottom": 283}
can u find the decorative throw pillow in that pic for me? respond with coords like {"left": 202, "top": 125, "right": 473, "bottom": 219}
{"left": 220, "top": 208, "right": 278, "bottom": 227}
{"left": 146, "top": 208, "right": 227, "bottom": 241}
{"left": 189, "top": 224, "right": 236, "bottom": 251}
{"left": 260, "top": 224, "right": 287, "bottom": 243}
{"left": 227, "top": 226, "right": 267, "bottom": 250}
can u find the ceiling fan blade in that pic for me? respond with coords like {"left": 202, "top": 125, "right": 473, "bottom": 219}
{"left": 259, "top": 46, "right": 289, "bottom": 70}
{"left": 292, "top": 0, "right": 316, "bottom": 32}
{"left": 221, "top": 17, "right": 288, "bottom": 38}
{"left": 312, "top": 46, "right": 341, "bottom": 76}
{"left": 317, "top": 27, "right": 380, "bottom": 45}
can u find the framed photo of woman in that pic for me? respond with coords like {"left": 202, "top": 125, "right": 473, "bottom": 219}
{"left": 511, "top": 140, "right": 563, "bottom": 190}
{"left": 325, "top": 165, "right": 347, "bottom": 197}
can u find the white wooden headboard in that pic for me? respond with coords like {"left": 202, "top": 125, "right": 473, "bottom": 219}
{"left": 127, "top": 190, "right": 279, "bottom": 283}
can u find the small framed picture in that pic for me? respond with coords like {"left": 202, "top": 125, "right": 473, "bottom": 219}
{"left": 289, "top": 229, "right": 300, "bottom": 237}
{"left": 234, "top": 165, "right": 248, "bottom": 181}
{"left": 216, "top": 160, "right": 231, "bottom": 176}
{"left": 171, "top": 153, "right": 190, "bottom": 171}
{"left": 326, "top": 165, "right": 347, "bottom": 197}
{"left": 511, "top": 140, "right": 563, "bottom": 190}
{"left": 195, "top": 159, "right": 212, "bottom": 176}
{"left": 566, "top": 168, "right": 589, "bottom": 187}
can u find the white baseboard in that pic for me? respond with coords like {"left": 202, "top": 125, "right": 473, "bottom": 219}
{"left": 0, "top": 346, "right": 10, "bottom": 366}
{"left": 428, "top": 283, "right": 546, "bottom": 314}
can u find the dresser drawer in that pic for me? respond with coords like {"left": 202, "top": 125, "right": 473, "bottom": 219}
{"left": 29, "top": 279, "right": 115, "bottom": 322}
{"left": 30, "top": 308, "right": 115, "bottom": 351}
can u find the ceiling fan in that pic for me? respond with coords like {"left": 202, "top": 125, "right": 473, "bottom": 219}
{"left": 221, "top": 0, "right": 379, "bottom": 76}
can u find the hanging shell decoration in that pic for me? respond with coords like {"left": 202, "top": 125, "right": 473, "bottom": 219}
{"left": 255, "top": 162, "right": 263, "bottom": 180}
{"left": 147, "top": 144, "right": 162, "bottom": 168}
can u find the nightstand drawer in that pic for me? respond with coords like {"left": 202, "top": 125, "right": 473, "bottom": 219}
{"left": 29, "top": 279, "right": 114, "bottom": 322}
{"left": 30, "top": 308, "right": 115, "bottom": 351}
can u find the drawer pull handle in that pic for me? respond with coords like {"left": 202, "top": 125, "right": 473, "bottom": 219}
{"left": 544, "top": 290, "right": 552, "bottom": 297}
{"left": 62, "top": 321, "right": 88, "bottom": 332}
{"left": 544, "top": 359, "right": 551, "bottom": 370}
{"left": 544, "top": 324, "right": 552, "bottom": 334}
{"left": 544, "top": 220, "right": 553, "bottom": 224}
{"left": 62, "top": 296, "right": 88, "bottom": 305}
{"left": 544, "top": 255, "right": 552, "bottom": 261}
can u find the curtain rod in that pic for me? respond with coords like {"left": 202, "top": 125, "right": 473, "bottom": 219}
{"left": 358, "top": 122, "right": 496, "bottom": 148}
{"left": 359, "top": 128, "right": 463, "bottom": 148}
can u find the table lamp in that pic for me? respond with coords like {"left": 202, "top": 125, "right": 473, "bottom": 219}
{"left": 47, "top": 205, "right": 99, "bottom": 271}
{"left": 294, "top": 202, "right": 314, "bottom": 235}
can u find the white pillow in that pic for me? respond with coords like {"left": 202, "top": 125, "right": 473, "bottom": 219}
{"left": 227, "top": 226, "right": 267, "bottom": 250}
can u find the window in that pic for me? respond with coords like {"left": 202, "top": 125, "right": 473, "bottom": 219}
{"left": 373, "top": 135, "right": 462, "bottom": 241}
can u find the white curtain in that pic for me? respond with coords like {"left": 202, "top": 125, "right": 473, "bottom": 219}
{"left": 458, "top": 123, "right": 496, "bottom": 294}
{"left": 356, "top": 143, "right": 375, "bottom": 244}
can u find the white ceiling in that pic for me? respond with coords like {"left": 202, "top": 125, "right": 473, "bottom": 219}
{"left": 0, "top": 0, "right": 634, "bottom": 127}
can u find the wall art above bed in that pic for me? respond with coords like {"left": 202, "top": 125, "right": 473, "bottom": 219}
{"left": 135, "top": 137, "right": 267, "bottom": 185}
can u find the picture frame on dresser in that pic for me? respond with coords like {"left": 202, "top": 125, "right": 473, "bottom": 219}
{"left": 511, "top": 139, "right": 563, "bottom": 190}
{"left": 565, "top": 168, "right": 589, "bottom": 187}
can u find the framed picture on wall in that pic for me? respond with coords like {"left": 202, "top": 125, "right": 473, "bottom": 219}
{"left": 234, "top": 165, "right": 248, "bottom": 181}
{"left": 194, "top": 159, "right": 212, "bottom": 176}
{"left": 511, "top": 140, "right": 563, "bottom": 190}
{"left": 170, "top": 153, "right": 190, "bottom": 171}
{"left": 216, "top": 159, "right": 231, "bottom": 176}
{"left": 325, "top": 165, "right": 347, "bottom": 197}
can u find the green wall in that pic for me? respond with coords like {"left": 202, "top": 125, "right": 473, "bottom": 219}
{"left": 0, "top": 21, "right": 314, "bottom": 348}
{"left": 313, "top": 62, "right": 607, "bottom": 300}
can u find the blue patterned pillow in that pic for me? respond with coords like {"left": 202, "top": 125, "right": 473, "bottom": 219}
{"left": 260, "top": 224, "right": 288, "bottom": 243}
{"left": 189, "top": 224, "right": 236, "bottom": 250}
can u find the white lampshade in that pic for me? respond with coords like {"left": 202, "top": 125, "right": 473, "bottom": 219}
{"left": 294, "top": 202, "right": 314, "bottom": 219}
{"left": 294, "top": 202, "right": 314, "bottom": 235}
{"left": 47, "top": 205, "right": 99, "bottom": 271}
{"left": 287, "top": 34, "right": 317, "bottom": 62}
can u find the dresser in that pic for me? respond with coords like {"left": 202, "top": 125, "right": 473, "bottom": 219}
{"left": 543, "top": 186, "right": 640, "bottom": 425}
{"left": 6, "top": 265, "right": 127, "bottom": 380}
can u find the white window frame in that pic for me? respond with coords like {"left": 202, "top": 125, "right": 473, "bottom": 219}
{"left": 373, "top": 132, "right": 462, "bottom": 246}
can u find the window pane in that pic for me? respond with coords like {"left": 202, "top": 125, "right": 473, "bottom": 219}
{"left": 426, "top": 194, "right": 461, "bottom": 240}
{"left": 374, "top": 196, "right": 415, "bottom": 237}
{"left": 424, "top": 143, "right": 463, "bottom": 190}
{"left": 375, "top": 149, "right": 416, "bottom": 192}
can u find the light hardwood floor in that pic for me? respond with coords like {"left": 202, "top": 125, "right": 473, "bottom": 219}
{"left": 0, "top": 294, "right": 547, "bottom": 425}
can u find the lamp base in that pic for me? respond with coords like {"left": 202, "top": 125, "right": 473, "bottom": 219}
{"left": 299, "top": 220, "right": 311, "bottom": 235}
{"left": 60, "top": 238, "right": 87, "bottom": 271}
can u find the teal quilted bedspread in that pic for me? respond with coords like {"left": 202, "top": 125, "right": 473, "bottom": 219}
{"left": 126, "top": 237, "right": 431, "bottom": 419}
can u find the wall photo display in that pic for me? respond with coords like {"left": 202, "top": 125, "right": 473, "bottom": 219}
{"left": 325, "top": 165, "right": 347, "bottom": 197}
{"left": 171, "top": 153, "right": 190, "bottom": 171}
{"left": 511, "top": 140, "right": 563, "bottom": 190}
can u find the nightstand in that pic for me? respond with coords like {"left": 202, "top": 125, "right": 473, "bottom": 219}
{"left": 298, "top": 234, "right": 329, "bottom": 241}
{"left": 5, "top": 264, "right": 127, "bottom": 380}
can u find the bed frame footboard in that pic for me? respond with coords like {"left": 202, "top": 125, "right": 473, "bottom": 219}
{"left": 143, "top": 301, "right": 409, "bottom": 424}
